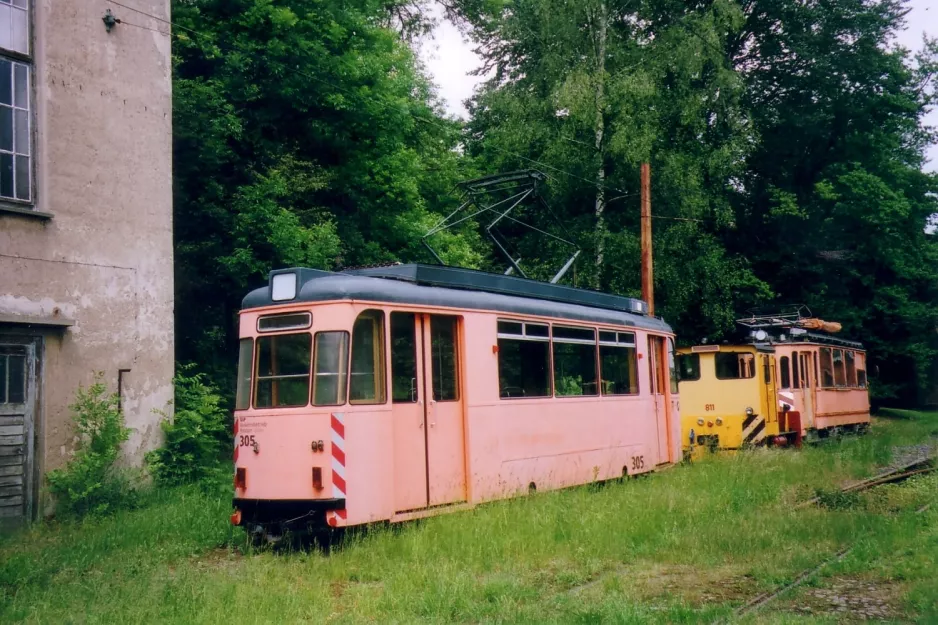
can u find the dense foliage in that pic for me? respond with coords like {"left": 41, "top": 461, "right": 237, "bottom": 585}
{"left": 147, "top": 367, "right": 230, "bottom": 486}
{"left": 46, "top": 376, "right": 133, "bottom": 516}
{"left": 173, "top": 0, "right": 937, "bottom": 404}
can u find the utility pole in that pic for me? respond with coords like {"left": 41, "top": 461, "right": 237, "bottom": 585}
{"left": 640, "top": 163, "right": 654, "bottom": 315}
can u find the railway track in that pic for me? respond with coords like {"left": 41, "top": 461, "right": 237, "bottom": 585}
{"left": 723, "top": 453, "right": 937, "bottom": 622}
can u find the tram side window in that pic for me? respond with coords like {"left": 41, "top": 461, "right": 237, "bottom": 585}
{"left": 553, "top": 326, "right": 598, "bottom": 396}
{"left": 779, "top": 356, "right": 791, "bottom": 389}
{"left": 430, "top": 316, "right": 459, "bottom": 401}
{"left": 667, "top": 339, "right": 679, "bottom": 393}
{"left": 832, "top": 349, "right": 846, "bottom": 387}
{"left": 819, "top": 348, "right": 835, "bottom": 387}
{"left": 313, "top": 331, "right": 349, "bottom": 406}
{"left": 856, "top": 352, "right": 867, "bottom": 388}
{"left": 599, "top": 331, "right": 638, "bottom": 395}
{"left": 676, "top": 353, "right": 701, "bottom": 381}
{"left": 236, "top": 338, "right": 253, "bottom": 410}
{"left": 255, "top": 333, "right": 312, "bottom": 408}
{"left": 792, "top": 352, "right": 800, "bottom": 389}
{"left": 391, "top": 312, "right": 418, "bottom": 403}
{"left": 350, "top": 310, "right": 387, "bottom": 404}
{"left": 497, "top": 321, "right": 550, "bottom": 398}
{"left": 714, "top": 353, "right": 755, "bottom": 380}
{"left": 845, "top": 350, "right": 858, "bottom": 387}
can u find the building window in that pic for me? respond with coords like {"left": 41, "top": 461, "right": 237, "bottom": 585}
{"left": 552, "top": 326, "right": 598, "bottom": 397}
{"left": 0, "top": 345, "right": 26, "bottom": 404}
{"left": 599, "top": 331, "right": 638, "bottom": 395}
{"left": 0, "top": 0, "right": 30, "bottom": 204}
{"left": 0, "top": 1, "right": 28, "bottom": 55}
{"left": 779, "top": 356, "right": 790, "bottom": 389}
{"left": 349, "top": 310, "right": 386, "bottom": 405}
{"left": 676, "top": 353, "right": 701, "bottom": 382}
{"left": 497, "top": 320, "right": 550, "bottom": 398}
{"left": 715, "top": 352, "right": 755, "bottom": 380}
{"left": 254, "top": 333, "right": 312, "bottom": 408}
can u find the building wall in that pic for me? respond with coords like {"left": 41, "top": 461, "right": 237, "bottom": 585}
{"left": 0, "top": 0, "right": 173, "bottom": 516}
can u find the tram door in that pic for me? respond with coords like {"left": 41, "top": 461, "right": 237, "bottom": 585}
{"left": 799, "top": 352, "right": 816, "bottom": 429}
{"left": 647, "top": 337, "right": 672, "bottom": 465}
{"left": 390, "top": 313, "right": 467, "bottom": 513}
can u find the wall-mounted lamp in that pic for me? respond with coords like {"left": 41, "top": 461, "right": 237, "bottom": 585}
{"left": 103, "top": 9, "right": 121, "bottom": 33}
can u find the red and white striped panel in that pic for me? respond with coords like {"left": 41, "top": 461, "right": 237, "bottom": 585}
{"left": 778, "top": 390, "right": 795, "bottom": 411}
{"left": 327, "top": 412, "right": 348, "bottom": 527}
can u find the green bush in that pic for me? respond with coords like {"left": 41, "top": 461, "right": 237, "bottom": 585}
{"left": 46, "top": 374, "right": 132, "bottom": 516}
{"left": 147, "top": 365, "right": 230, "bottom": 486}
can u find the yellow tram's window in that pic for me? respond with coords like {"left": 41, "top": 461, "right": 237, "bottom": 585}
{"left": 236, "top": 338, "right": 253, "bottom": 410}
{"left": 350, "top": 310, "right": 387, "bottom": 405}
{"left": 715, "top": 352, "right": 755, "bottom": 380}
{"left": 819, "top": 348, "right": 835, "bottom": 387}
{"left": 255, "top": 333, "right": 312, "bottom": 408}
{"left": 599, "top": 331, "right": 638, "bottom": 395}
{"left": 313, "top": 331, "right": 349, "bottom": 406}
{"left": 676, "top": 353, "right": 700, "bottom": 381}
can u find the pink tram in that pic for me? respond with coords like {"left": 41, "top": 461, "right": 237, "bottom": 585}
{"left": 230, "top": 264, "right": 680, "bottom": 534}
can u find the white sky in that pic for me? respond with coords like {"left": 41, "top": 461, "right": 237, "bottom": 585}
{"left": 419, "top": 0, "right": 938, "bottom": 172}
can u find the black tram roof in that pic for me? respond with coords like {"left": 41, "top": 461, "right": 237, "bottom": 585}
{"left": 241, "top": 264, "right": 672, "bottom": 333}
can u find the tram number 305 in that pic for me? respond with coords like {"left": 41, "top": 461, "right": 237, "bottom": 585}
{"left": 238, "top": 435, "right": 256, "bottom": 447}
{"left": 631, "top": 456, "right": 645, "bottom": 471}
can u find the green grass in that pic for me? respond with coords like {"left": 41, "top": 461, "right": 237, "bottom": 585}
{"left": 1, "top": 412, "right": 937, "bottom": 624}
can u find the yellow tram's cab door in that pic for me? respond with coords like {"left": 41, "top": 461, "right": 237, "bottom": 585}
{"left": 759, "top": 354, "right": 779, "bottom": 438}
{"left": 389, "top": 312, "right": 467, "bottom": 513}
{"left": 648, "top": 336, "right": 674, "bottom": 465}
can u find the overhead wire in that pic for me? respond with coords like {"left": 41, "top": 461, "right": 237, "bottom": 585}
{"left": 103, "top": 0, "right": 708, "bottom": 223}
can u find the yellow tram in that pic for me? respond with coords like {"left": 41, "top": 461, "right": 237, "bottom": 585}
{"left": 677, "top": 309, "right": 870, "bottom": 456}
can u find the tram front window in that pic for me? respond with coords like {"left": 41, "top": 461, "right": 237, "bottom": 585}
{"left": 255, "top": 333, "right": 312, "bottom": 408}
{"left": 313, "top": 331, "right": 349, "bottom": 406}
{"left": 236, "top": 338, "right": 253, "bottom": 410}
{"left": 350, "top": 310, "right": 387, "bottom": 404}
{"left": 676, "top": 353, "right": 700, "bottom": 381}
{"left": 714, "top": 353, "right": 755, "bottom": 380}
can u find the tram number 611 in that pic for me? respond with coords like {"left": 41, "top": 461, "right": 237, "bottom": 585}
{"left": 631, "top": 456, "right": 645, "bottom": 471}
{"left": 238, "top": 435, "right": 256, "bottom": 447}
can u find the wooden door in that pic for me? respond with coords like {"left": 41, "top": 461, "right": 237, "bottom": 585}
{"left": 422, "top": 315, "right": 467, "bottom": 506}
{"left": 390, "top": 312, "right": 428, "bottom": 513}
{"left": 0, "top": 341, "right": 35, "bottom": 530}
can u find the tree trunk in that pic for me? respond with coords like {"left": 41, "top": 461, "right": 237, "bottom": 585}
{"left": 593, "top": 1, "right": 607, "bottom": 288}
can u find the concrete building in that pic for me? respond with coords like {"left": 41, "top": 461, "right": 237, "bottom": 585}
{"left": 0, "top": 1, "right": 173, "bottom": 528}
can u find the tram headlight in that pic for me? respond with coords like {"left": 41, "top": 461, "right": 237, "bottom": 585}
{"left": 697, "top": 418, "right": 705, "bottom": 426}
{"left": 745, "top": 407, "right": 754, "bottom": 416}
{"left": 271, "top": 272, "right": 297, "bottom": 301}
{"left": 715, "top": 418, "right": 723, "bottom": 426}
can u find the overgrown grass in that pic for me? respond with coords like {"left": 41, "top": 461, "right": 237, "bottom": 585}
{"left": 1, "top": 412, "right": 936, "bottom": 624}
